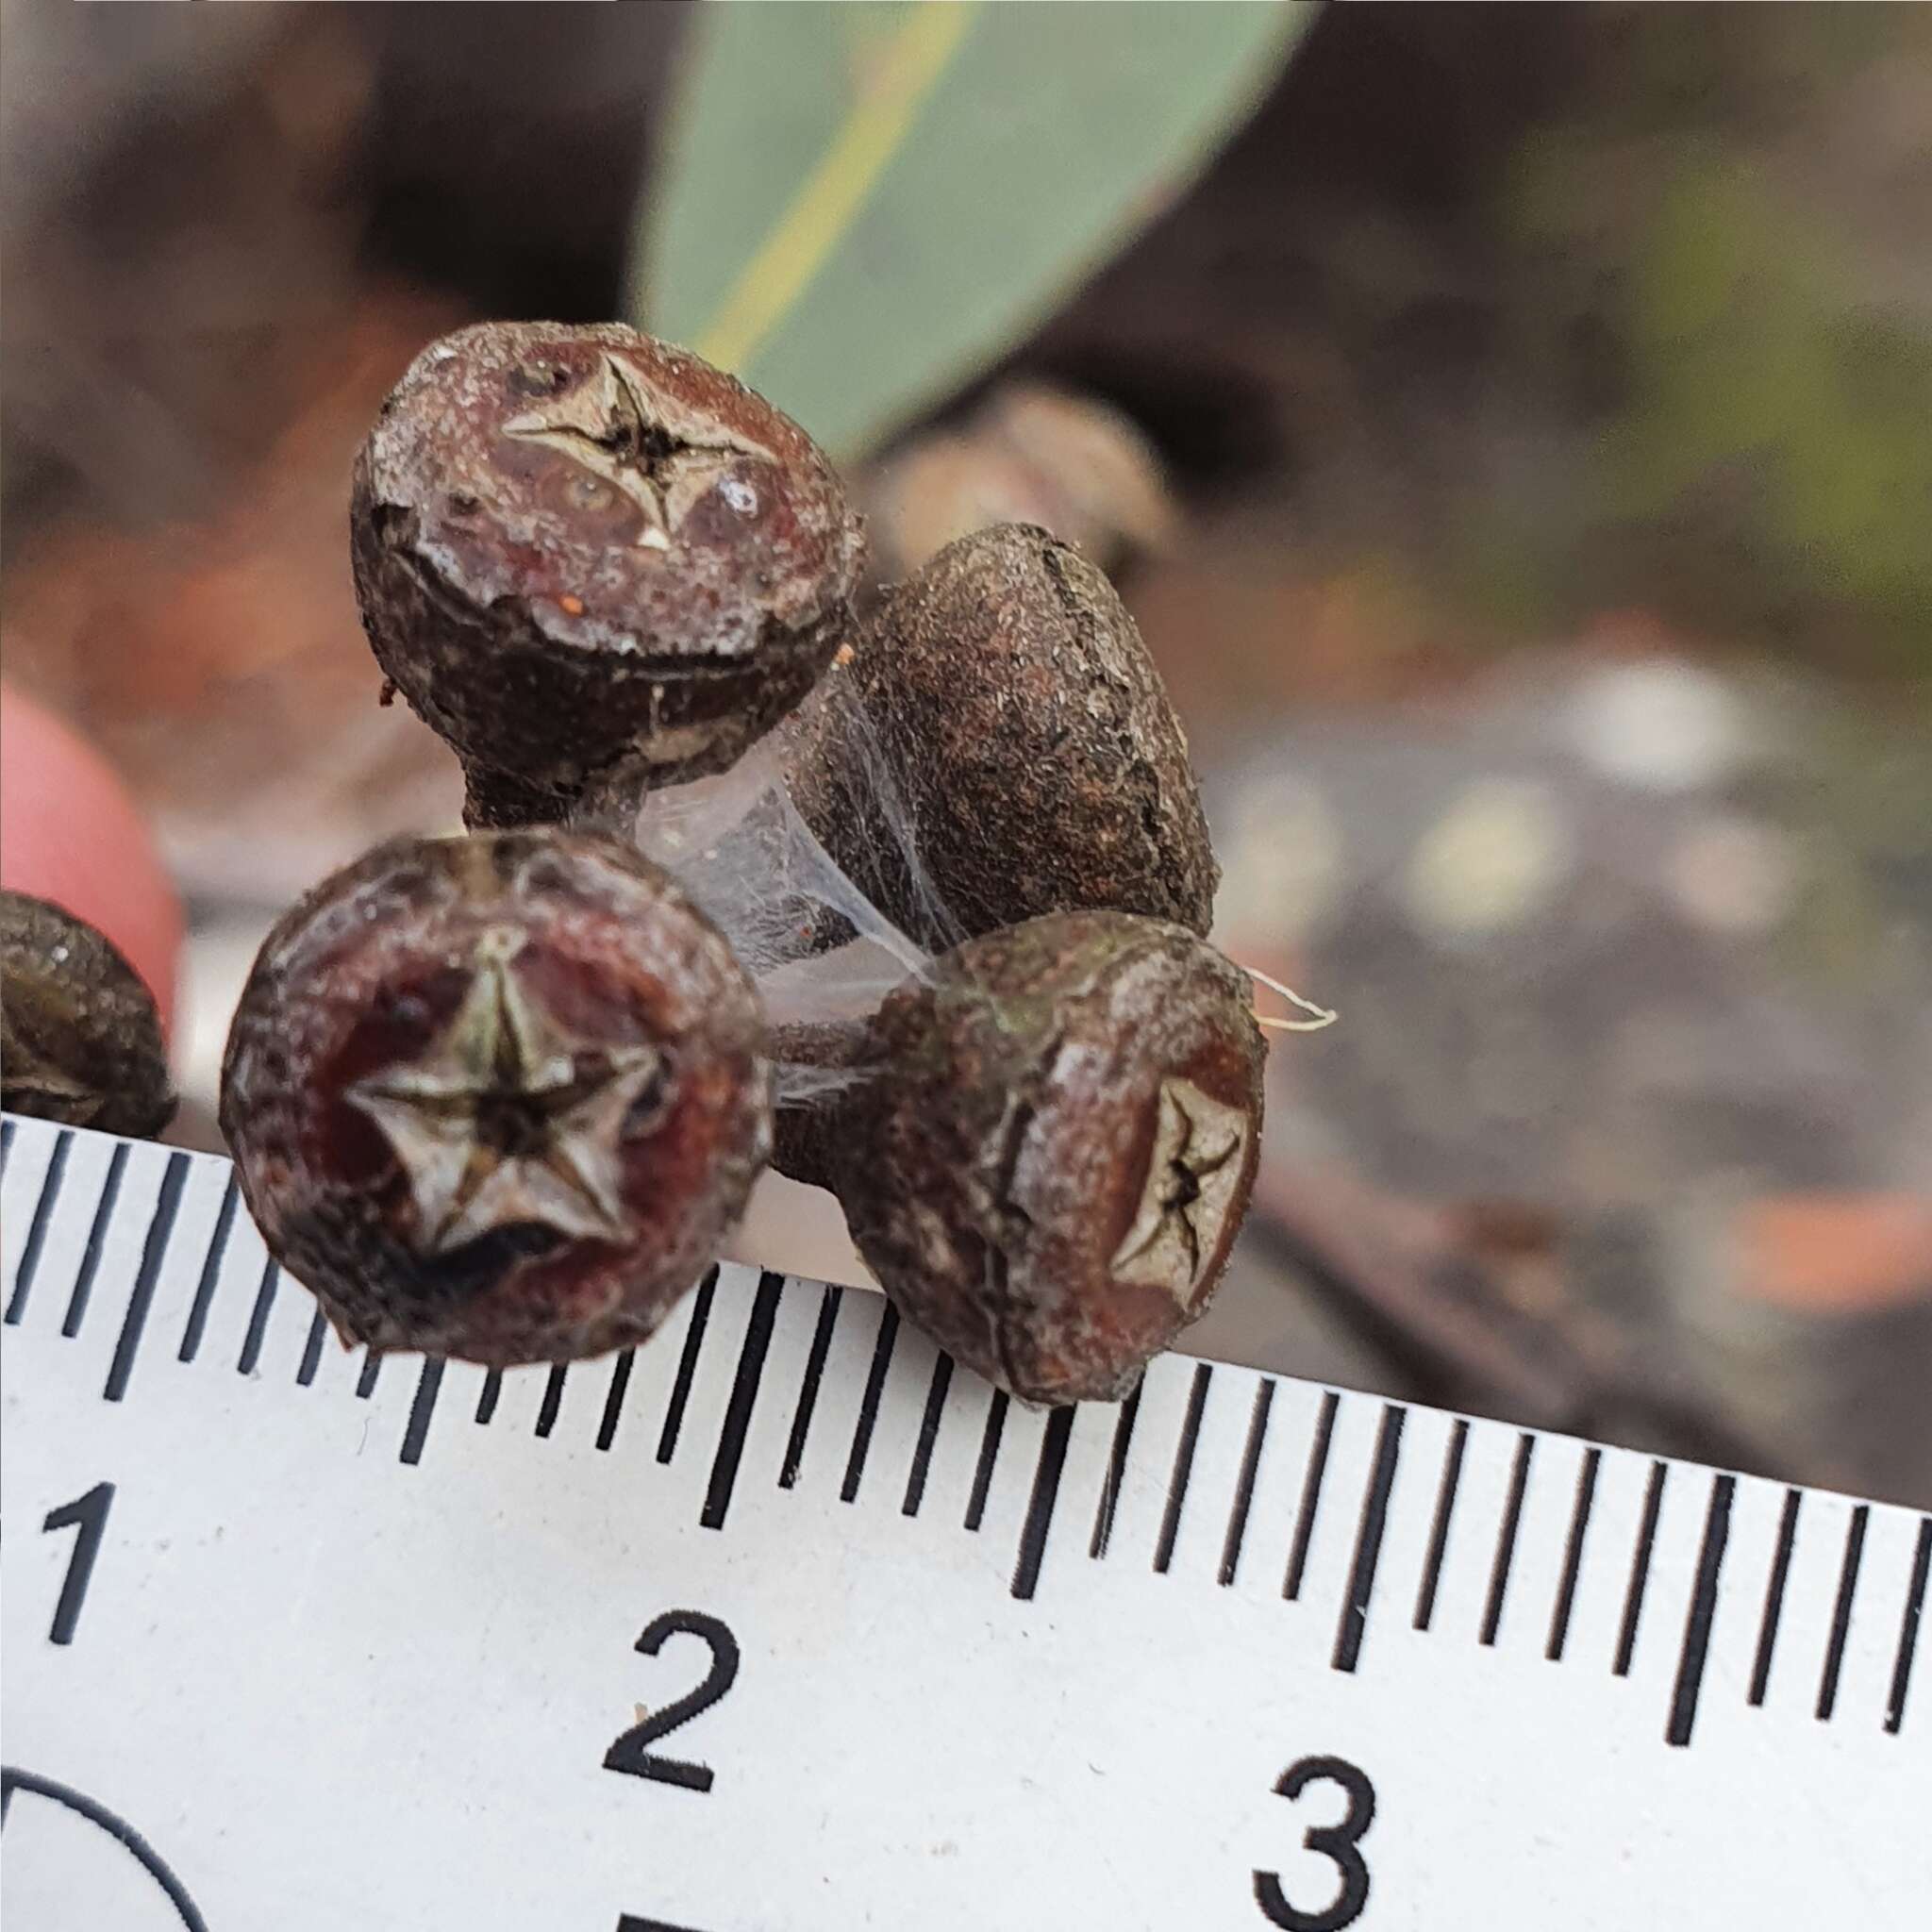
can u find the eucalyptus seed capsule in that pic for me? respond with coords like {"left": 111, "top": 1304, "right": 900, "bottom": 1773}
{"left": 788, "top": 523, "right": 1218, "bottom": 951}
{"left": 220, "top": 830, "right": 770, "bottom": 1366}
{"left": 831, "top": 910, "right": 1264, "bottom": 1405}
{"left": 352, "top": 321, "right": 866, "bottom": 828}
{"left": 0, "top": 891, "right": 175, "bottom": 1139}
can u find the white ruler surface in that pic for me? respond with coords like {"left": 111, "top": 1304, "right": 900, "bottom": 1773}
{"left": 2, "top": 1116, "right": 1927, "bottom": 1931}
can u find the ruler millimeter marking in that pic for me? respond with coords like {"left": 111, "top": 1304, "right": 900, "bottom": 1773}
{"left": 4, "top": 1114, "right": 1925, "bottom": 1699}
{"left": 4, "top": 1118, "right": 1927, "bottom": 1931}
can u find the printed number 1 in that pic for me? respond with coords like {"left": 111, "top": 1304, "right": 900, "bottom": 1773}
{"left": 42, "top": 1481, "right": 115, "bottom": 1645}
{"left": 1254, "top": 1755, "right": 1376, "bottom": 1930}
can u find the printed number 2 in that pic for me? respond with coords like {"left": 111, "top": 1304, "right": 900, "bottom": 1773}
{"left": 603, "top": 1610, "right": 741, "bottom": 1793}
{"left": 1254, "top": 1755, "right": 1376, "bottom": 1930}
{"left": 42, "top": 1481, "right": 114, "bottom": 1646}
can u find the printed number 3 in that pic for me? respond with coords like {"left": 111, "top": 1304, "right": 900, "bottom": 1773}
{"left": 603, "top": 1610, "right": 741, "bottom": 1794}
{"left": 1254, "top": 1755, "right": 1376, "bottom": 1930}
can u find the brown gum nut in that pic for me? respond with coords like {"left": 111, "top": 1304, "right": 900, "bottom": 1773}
{"left": 0, "top": 891, "right": 175, "bottom": 1139}
{"left": 831, "top": 911, "right": 1264, "bottom": 1405}
{"left": 765, "top": 1015, "right": 875, "bottom": 1195}
{"left": 787, "top": 522, "right": 1218, "bottom": 951}
{"left": 219, "top": 830, "right": 771, "bottom": 1366}
{"left": 351, "top": 321, "right": 867, "bottom": 827}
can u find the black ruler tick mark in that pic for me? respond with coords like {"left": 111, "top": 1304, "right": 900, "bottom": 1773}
{"left": 6, "top": 1127, "right": 72, "bottom": 1326}
{"left": 701, "top": 1272, "right": 782, "bottom": 1529}
{"left": 1283, "top": 1390, "right": 1340, "bottom": 1600}
{"left": 965, "top": 1391, "right": 1009, "bottom": 1532}
{"left": 399, "top": 1358, "right": 446, "bottom": 1465}
{"left": 1414, "top": 1419, "right": 1469, "bottom": 1631}
{"left": 176, "top": 1171, "right": 239, "bottom": 1362}
{"left": 1885, "top": 1517, "right": 1931, "bottom": 1735}
{"left": 596, "top": 1350, "right": 635, "bottom": 1452}
{"left": 1480, "top": 1433, "right": 1536, "bottom": 1647}
{"left": 1613, "top": 1460, "right": 1669, "bottom": 1676}
{"left": 475, "top": 1369, "right": 503, "bottom": 1425}
{"left": 902, "top": 1352, "right": 955, "bottom": 1517}
{"left": 657, "top": 1269, "right": 718, "bottom": 1463}
{"left": 841, "top": 1302, "right": 900, "bottom": 1502}
{"left": 1546, "top": 1447, "right": 1601, "bottom": 1661}
{"left": 778, "top": 1284, "right": 841, "bottom": 1489}
{"left": 1089, "top": 1381, "right": 1142, "bottom": 1558}
{"left": 295, "top": 1307, "right": 327, "bottom": 1387}
{"left": 1154, "top": 1364, "right": 1213, "bottom": 1574}
{"left": 1666, "top": 1474, "right": 1734, "bottom": 1746}
{"left": 1748, "top": 1488, "right": 1802, "bottom": 1707}
{"left": 1011, "top": 1407, "right": 1075, "bottom": 1600}
{"left": 1817, "top": 1505, "right": 1868, "bottom": 1722}
{"left": 1219, "top": 1378, "right": 1274, "bottom": 1587}
{"left": 535, "top": 1363, "right": 569, "bottom": 1438}
{"left": 1333, "top": 1404, "right": 1407, "bottom": 1672}
{"left": 61, "top": 1141, "right": 129, "bottom": 1338}
{"left": 355, "top": 1351, "right": 382, "bottom": 1399}
{"left": 237, "top": 1258, "right": 278, "bottom": 1374}
{"left": 103, "top": 1153, "right": 189, "bottom": 1402}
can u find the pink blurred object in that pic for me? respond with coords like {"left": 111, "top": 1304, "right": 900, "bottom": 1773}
{"left": 0, "top": 682, "right": 183, "bottom": 1029}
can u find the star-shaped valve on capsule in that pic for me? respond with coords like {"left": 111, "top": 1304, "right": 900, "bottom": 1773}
{"left": 502, "top": 352, "right": 752, "bottom": 553}
{"left": 1109, "top": 1076, "right": 1250, "bottom": 1304}
{"left": 346, "top": 926, "right": 665, "bottom": 1255}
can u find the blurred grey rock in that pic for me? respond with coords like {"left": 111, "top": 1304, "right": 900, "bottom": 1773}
{"left": 1211, "top": 652, "right": 1932, "bottom": 1503}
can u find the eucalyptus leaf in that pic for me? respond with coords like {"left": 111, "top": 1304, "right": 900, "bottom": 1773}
{"left": 632, "top": 0, "right": 1312, "bottom": 460}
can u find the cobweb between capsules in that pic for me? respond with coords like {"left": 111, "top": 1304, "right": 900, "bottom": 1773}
{"left": 588, "top": 679, "right": 953, "bottom": 1111}
{"left": 582, "top": 677, "right": 1333, "bottom": 1117}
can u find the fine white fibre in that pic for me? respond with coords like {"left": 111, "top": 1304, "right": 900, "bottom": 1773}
{"left": 781, "top": 669, "right": 972, "bottom": 958}
{"left": 599, "top": 693, "right": 937, "bottom": 1107}
{"left": 593, "top": 677, "right": 1333, "bottom": 1112}
{"left": 1244, "top": 965, "right": 1338, "bottom": 1033}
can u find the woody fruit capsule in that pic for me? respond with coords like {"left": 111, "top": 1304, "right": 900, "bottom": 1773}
{"left": 351, "top": 322, "right": 866, "bottom": 830}
{"left": 219, "top": 829, "right": 770, "bottom": 1365}
{"left": 0, "top": 891, "right": 175, "bottom": 1139}
{"left": 788, "top": 523, "right": 1218, "bottom": 952}
{"left": 829, "top": 910, "right": 1265, "bottom": 1406}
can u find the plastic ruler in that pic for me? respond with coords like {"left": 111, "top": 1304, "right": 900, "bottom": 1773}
{"left": 2, "top": 1114, "right": 1926, "bottom": 1930}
